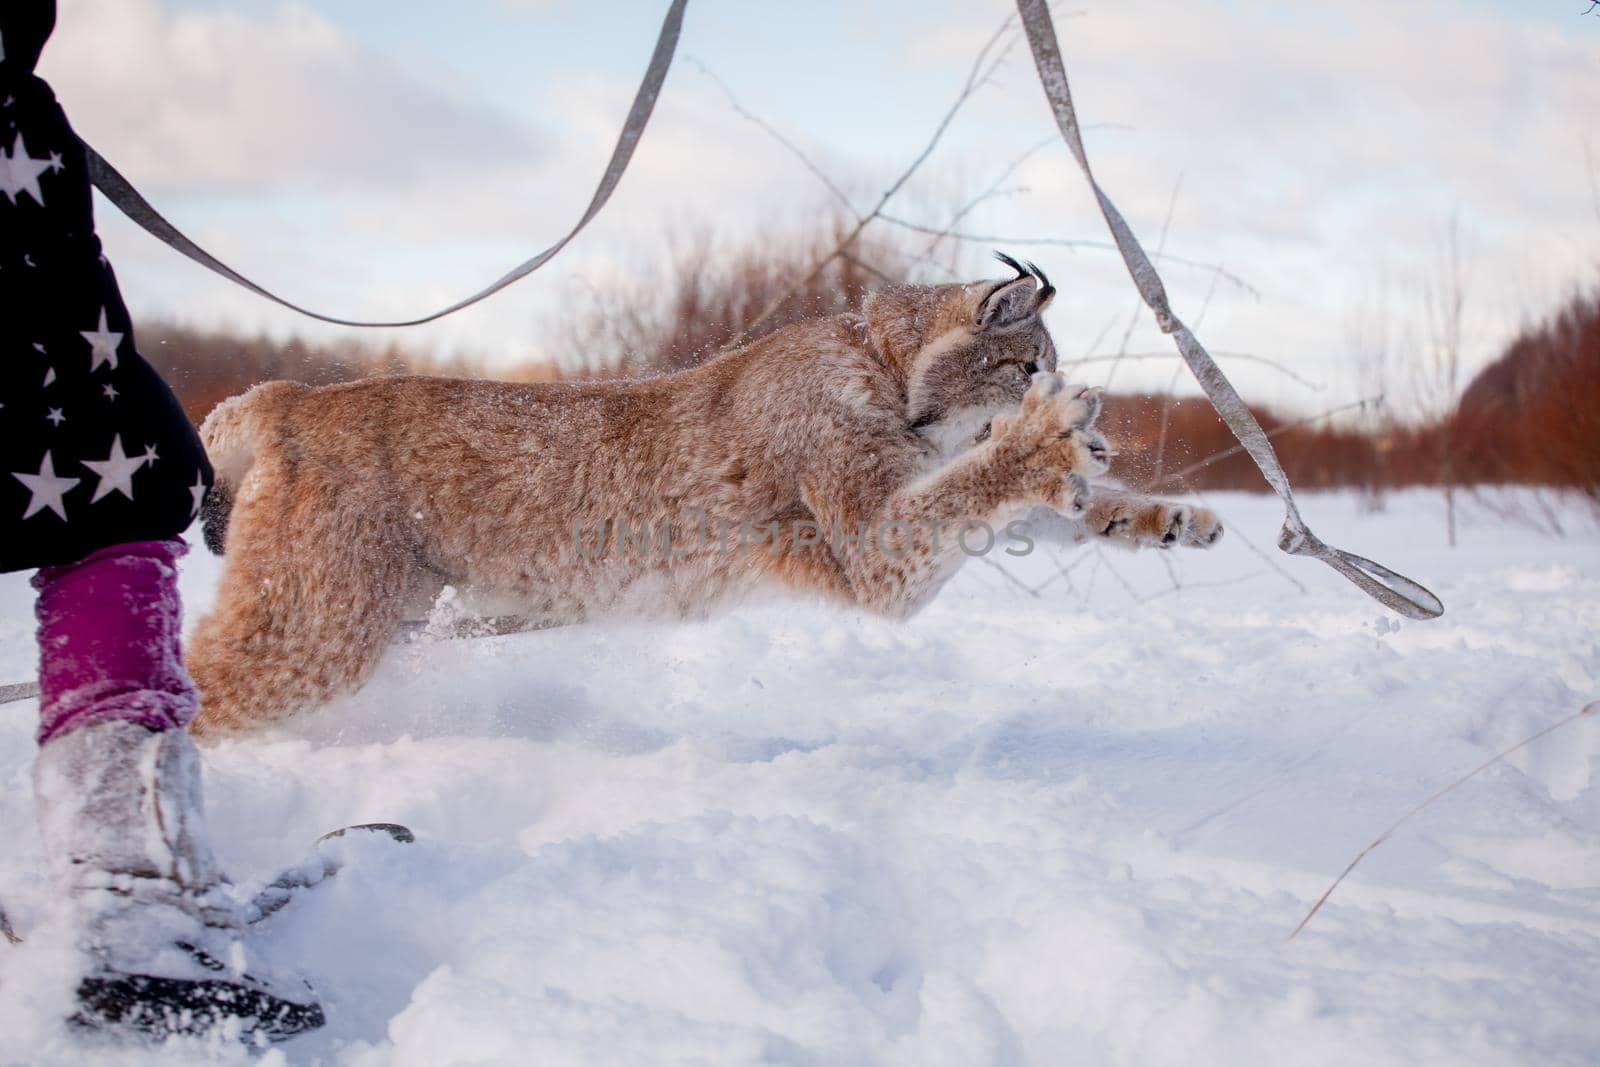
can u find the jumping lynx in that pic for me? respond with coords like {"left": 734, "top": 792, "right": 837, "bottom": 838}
{"left": 187, "top": 257, "right": 1220, "bottom": 736}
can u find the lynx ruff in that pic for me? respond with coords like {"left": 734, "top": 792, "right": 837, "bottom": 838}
{"left": 187, "top": 258, "right": 1220, "bottom": 736}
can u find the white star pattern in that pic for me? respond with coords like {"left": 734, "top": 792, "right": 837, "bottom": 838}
{"left": 0, "top": 133, "right": 53, "bottom": 207}
{"left": 82, "top": 308, "right": 123, "bottom": 373}
{"left": 142, "top": 444, "right": 159, "bottom": 465}
{"left": 81, "top": 435, "right": 148, "bottom": 504}
{"left": 102, "top": 382, "right": 117, "bottom": 401}
{"left": 12, "top": 451, "right": 80, "bottom": 521}
{"left": 189, "top": 470, "right": 208, "bottom": 518}
{"left": 45, "top": 408, "right": 65, "bottom": 426}
{"left": 42, "top": 367, "right": 56, "bottom": 387}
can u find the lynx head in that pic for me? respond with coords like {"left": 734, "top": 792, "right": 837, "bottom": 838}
{"left": 864, "top": 253, "right": 1059, "bottom": 455}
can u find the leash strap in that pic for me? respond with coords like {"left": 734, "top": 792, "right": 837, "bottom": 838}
{"left": 82, "top": 0, "right": 688, "bottom": 329}
{"left": 1015, "top": 0, "right": 1442, "bottom": 620}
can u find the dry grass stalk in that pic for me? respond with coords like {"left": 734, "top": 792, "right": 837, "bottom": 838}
{"left": 1289, "top": 700, "right": 1599, "bottom": 941}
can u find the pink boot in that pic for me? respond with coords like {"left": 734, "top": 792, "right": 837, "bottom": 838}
{"left": 32, "top": 540, "right": 196, "bottom": 745}
{"left": 31, "top": 540, "right": 324, "bottom": 1042}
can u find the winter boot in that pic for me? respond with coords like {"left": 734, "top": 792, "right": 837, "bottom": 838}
{"left": 34, "top": 719, "right": 325, "bottom": 1043}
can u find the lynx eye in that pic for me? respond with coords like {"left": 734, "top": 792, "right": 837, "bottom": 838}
{"left": 1022, "top": 360, "right": 1039, "bottom": 376}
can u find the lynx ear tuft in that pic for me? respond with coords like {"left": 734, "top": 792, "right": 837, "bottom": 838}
{"left": 978, "top": 252, "right": 1052, "bottom": 328}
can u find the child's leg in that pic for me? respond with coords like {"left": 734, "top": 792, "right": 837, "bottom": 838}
{"left": 30, "top": 538, "right": 325, "bottom": 1041}
{"left": 33, "top": 540, "right": 196, "bottom": 745}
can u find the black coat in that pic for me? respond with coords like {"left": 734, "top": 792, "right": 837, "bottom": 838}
{"left": 1, "top": 1, "right": 212, "bottom": 572}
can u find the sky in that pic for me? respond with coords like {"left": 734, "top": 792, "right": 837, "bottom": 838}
{"left": 31, "top": 0, "right": 1600, "bottom": 413}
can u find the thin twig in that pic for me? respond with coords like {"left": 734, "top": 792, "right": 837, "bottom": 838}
{"left": 905, "top": 135, "right": 1057, "bottom": 273}
{"left": 1104, "top": 173, "right": 1184, "bottom": 392}
{"left": 1067, "top": 350, "right": 1325, "bottom": 392}
{"left": 1289, "top": 700, "right": 1599, "bottom": 941}
{"left": 686, "top": 57, "right": 860, "bottom": 217}
{"left": 975, "top": 554, "right": 1041, "bottom": 598}
{"left": 875, "top": 217, "right": 1262, "bottom": 299}
{"left": 839, "top": 251, "right": 899, "bottom": 286}
{"left": 1149, "top": 396, "right": 1377, "bottom": 491}
{"left": 723, "top": 13, "right": 1021, "bottom": 349}
{"left": 1193, "top": 491, "right": 1309, "bottom": 594}
{"left": 1137, "top": 569, "right": 1266, "bottom": 603}
{"left": 1156, "top": 544, "right": 1182, "bottom": 591}
{"left": 1093, "top": 545, "right": 1142, "bottom": 602}
{"left": 1150, "top": 360, "right": 1186, "bottom": 485}
{"left": 1191, "top": 264, "right": 1227, "bottom": 331}
{"left": 1029, "top": 542, "right": 1092, "bottom": 595}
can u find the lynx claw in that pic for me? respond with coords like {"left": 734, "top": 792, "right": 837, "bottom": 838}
{"left": 1084, "top": 431, "right": 1110, "bottom": 466}
{"left": 1065, "top": 474, "right": 1091, "bottom": 518}
{"left": 1160, "top": 509, "right": 1186, "bottom": 546}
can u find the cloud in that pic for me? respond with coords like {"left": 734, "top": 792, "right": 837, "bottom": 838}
{"left": 37, "top": 0, "right": 541, "bottom": 196}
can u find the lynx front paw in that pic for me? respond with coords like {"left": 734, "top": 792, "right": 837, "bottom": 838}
{"left": 1088, "top": 496, "right": 1224, "bottom": 549}
{"left": 1179, "top": 506, "right": 1223, "bottom": 548}
{"left": 989, "top": 372, "right": 1109, "bottom": 513}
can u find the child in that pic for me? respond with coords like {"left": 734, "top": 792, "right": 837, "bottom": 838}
{"left": 2, "top": 1, "right": 322, "bottom": 1041}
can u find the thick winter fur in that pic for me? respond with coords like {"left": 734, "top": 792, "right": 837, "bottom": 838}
{"left": 188, "top": 261, "right": 1220, "bottom": 736}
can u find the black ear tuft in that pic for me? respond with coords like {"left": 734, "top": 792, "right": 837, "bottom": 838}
{"left": 978, "top": 251, "right": 1040, "bottom": 330}
{"left": 993, "top": 251, "right": 1030, "bottom": 280}
{"left": 1025, "top": 260, "right": 1056, "bottom": 307}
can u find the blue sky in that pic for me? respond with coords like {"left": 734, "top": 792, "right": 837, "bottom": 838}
{"left": 32, "top": 0, "right": 1600, "bottom": 412}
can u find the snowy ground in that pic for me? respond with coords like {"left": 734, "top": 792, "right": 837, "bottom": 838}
{"left": 0, "top": 489, "right": 1596, "bottom": 1066}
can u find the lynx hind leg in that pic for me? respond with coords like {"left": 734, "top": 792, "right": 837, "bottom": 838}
{"left": 186, "top": 454, "right": 412, "bottom": 738}
{"left": 1085, "top": 490, "right": 1223, "bottom": 549}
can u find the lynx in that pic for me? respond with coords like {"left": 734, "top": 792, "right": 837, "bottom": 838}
{"left": 186, "top": 257, "right": 1220, "bottom": 736}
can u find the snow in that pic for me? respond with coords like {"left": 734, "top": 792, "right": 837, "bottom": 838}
{"left": 0, "top": 489, "right": 1596, "bottom": 1065}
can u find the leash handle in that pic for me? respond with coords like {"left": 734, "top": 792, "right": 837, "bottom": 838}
{"left": 84, "top": 0, "right": 688, "bottom": 329}
{"left": 1015, "top": 0, "right": 1442, "bottom": 620}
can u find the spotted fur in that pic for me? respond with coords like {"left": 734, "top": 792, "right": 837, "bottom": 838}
{"left": 187, "top": 262, "right": 1219, "bottom": 736}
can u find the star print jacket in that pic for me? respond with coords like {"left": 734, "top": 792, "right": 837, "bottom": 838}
{"left": 1, "top": 2, "right": 213, "bottom": 572}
